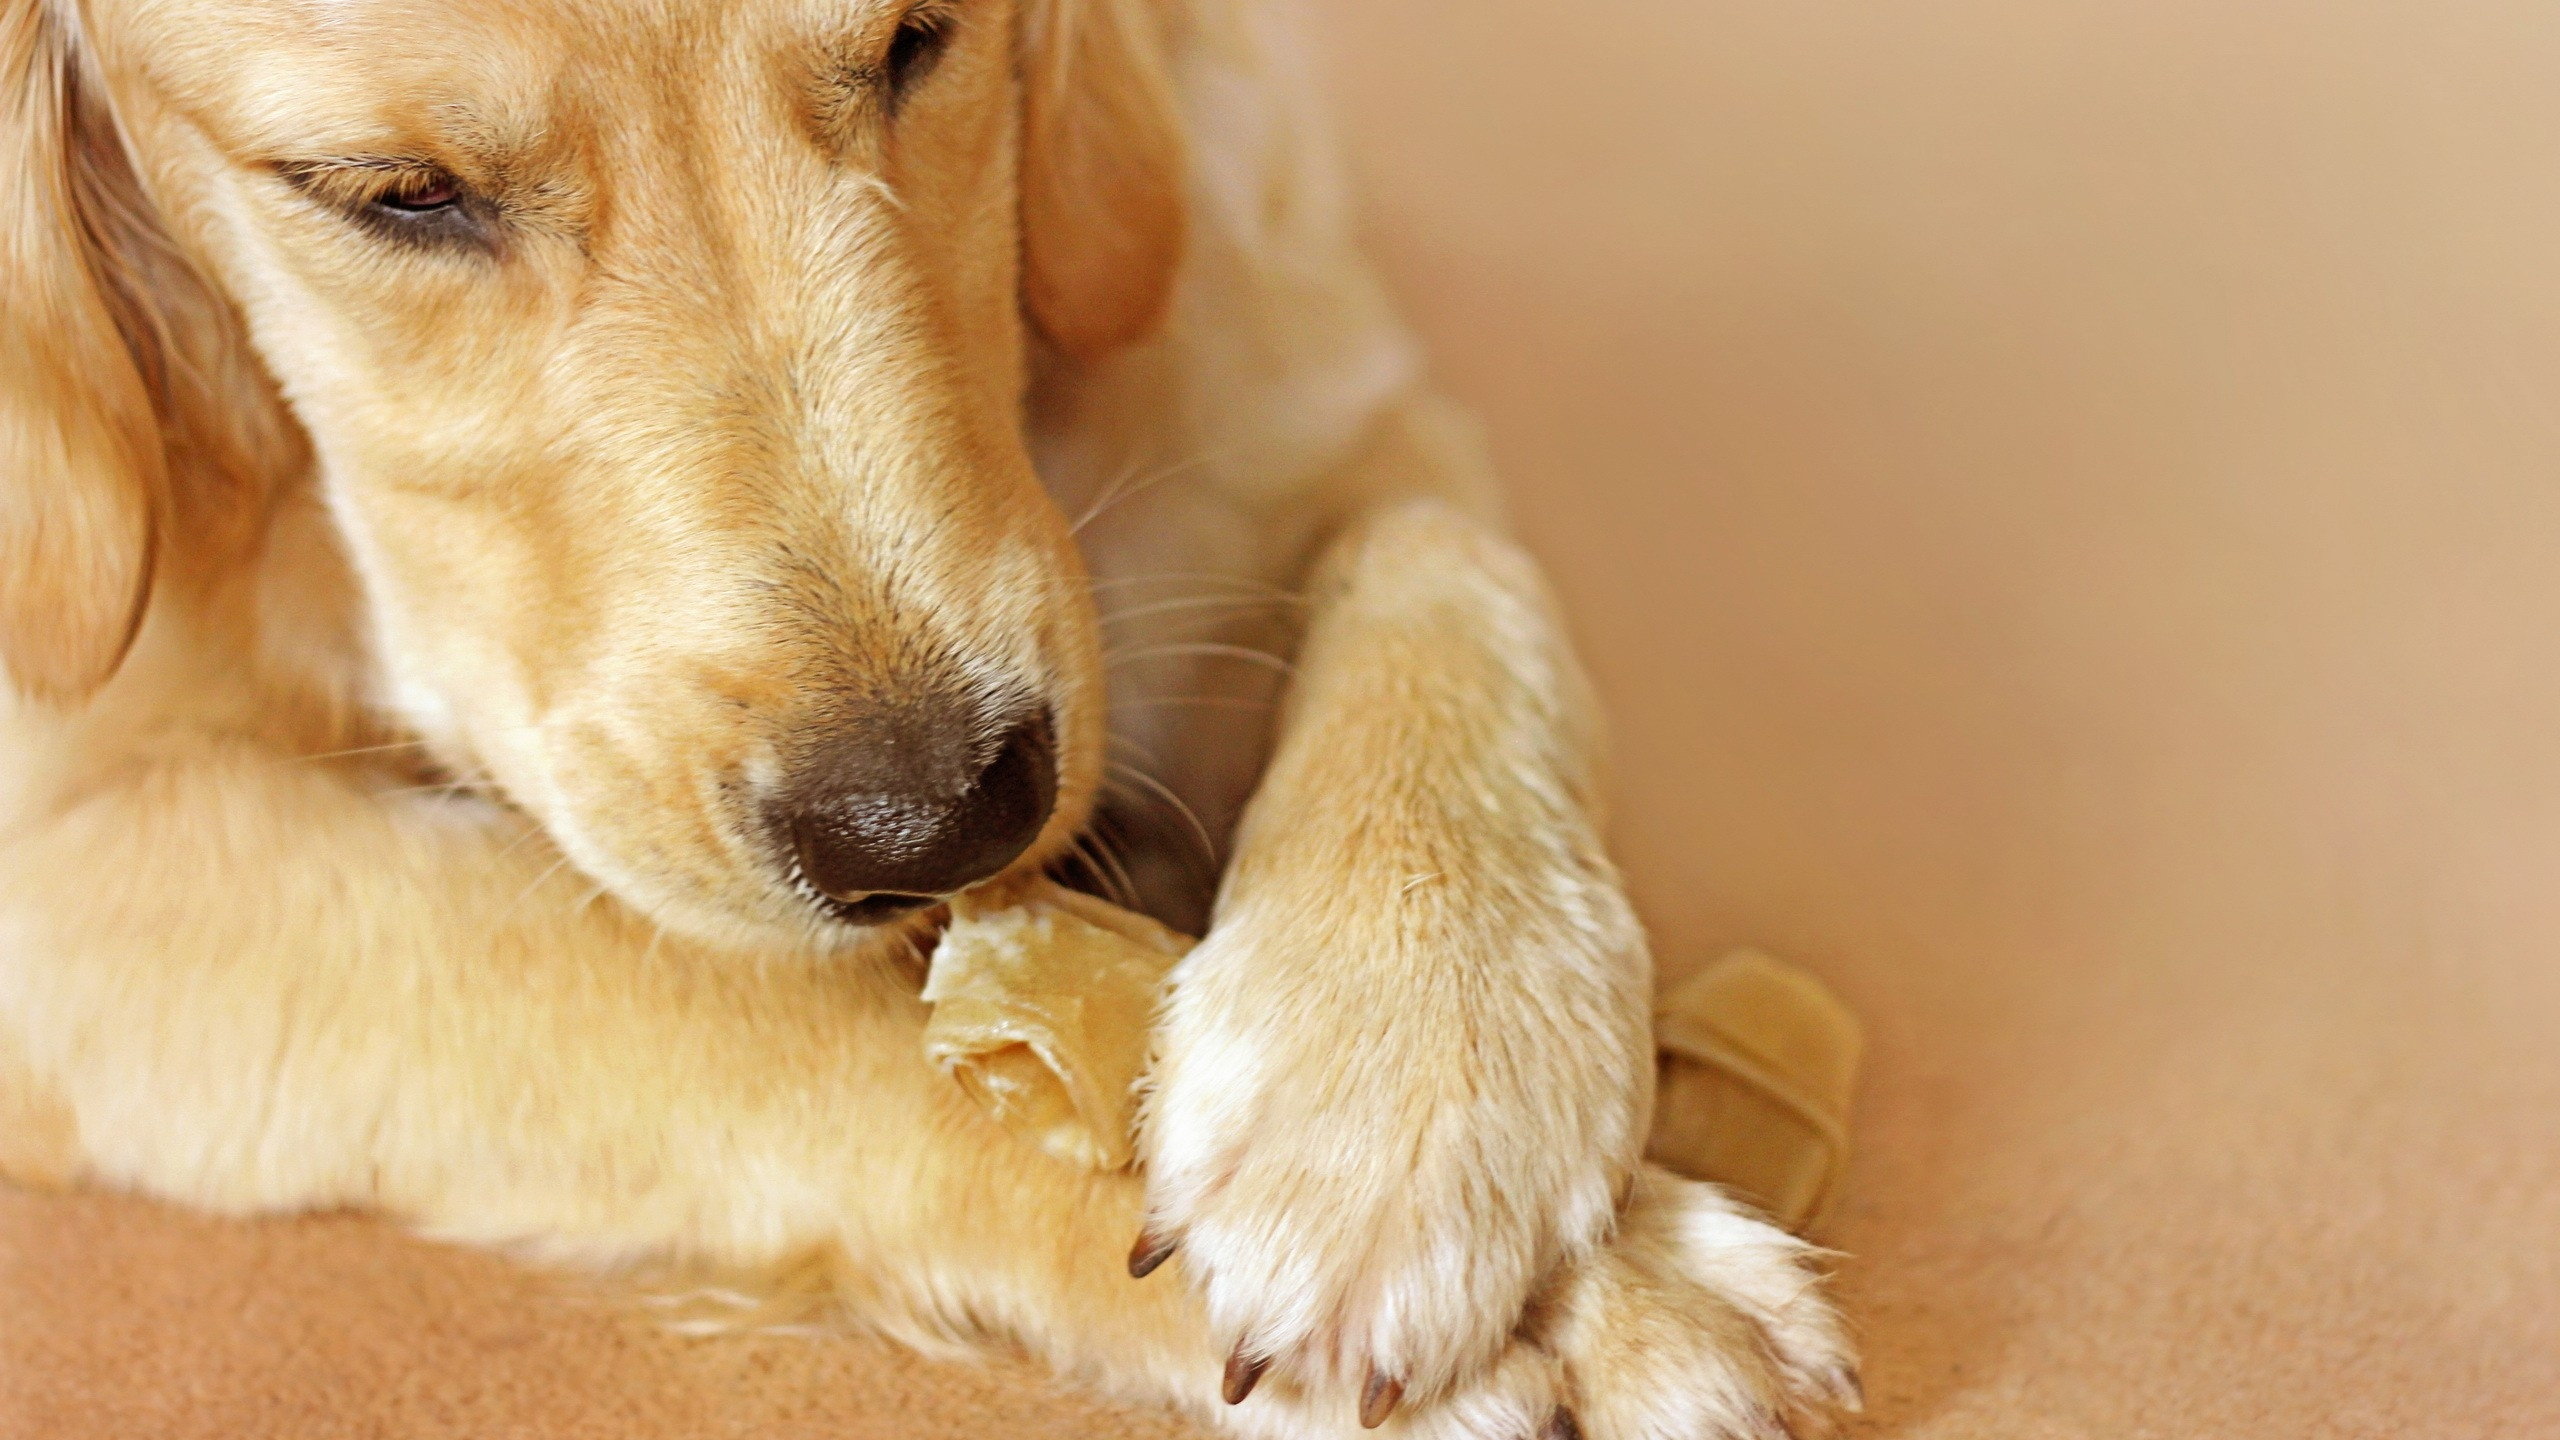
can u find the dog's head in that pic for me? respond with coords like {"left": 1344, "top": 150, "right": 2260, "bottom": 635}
{"left": 1, "top": 0, "right": 1184, "bottom": 945}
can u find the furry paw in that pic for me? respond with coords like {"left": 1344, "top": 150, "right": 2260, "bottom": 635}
{"left": 1212, "top": 1172, "right": 1858, "bottom": 1439}
{"left": 1133, "top": 891, "right": 1657, "bottom": 1420}
{"left": 1525, "top": 1171, "right": 1859, "bottom": 1439}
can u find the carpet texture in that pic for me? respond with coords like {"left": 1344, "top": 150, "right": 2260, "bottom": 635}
{"left": 7, "top": 0, "right": 2559, "bottom": 1435}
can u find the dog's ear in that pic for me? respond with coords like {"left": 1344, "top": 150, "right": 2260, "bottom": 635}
{"left": 1018, "top": 0, "right": 1187, "bottom": 362}
{"left": 1, "top": 0, "right": 162, "bottom": 703}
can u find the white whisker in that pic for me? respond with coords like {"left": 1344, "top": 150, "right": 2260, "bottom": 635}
{"left": 1108, "top": 695, "right": 1277, "bottom": 714}
{"left": 373, "top": 776, "right": 490, "bottom": 800}
{"left": 1105, "top": 731, "right": 1165, "bottom": 766}
{"left": 1096, "top": 593, "right": 1307, "bottom": 629}
{"left": 1106, "top": 759, "right": 1218, "bottom": 869}
{"left": 502, "top": 854, "right": 576, "bottom": 918}
{"left": 1103, "top": 641, "right": 1294, "bottom": 676}
{"left": 1068, "top": 830, "right": 1140, "bottom": 910}
{"left": 1068, "top": 448, "right": 1230, "bottom": 537}
{"left": 1085, "top": 571, "right": 1301, "bottom": 599}
{"left": 282, "top": 738, "right": 436, "bottom": 765}
{"left": 482, "top": 822, "right": 550, "bottom": 875}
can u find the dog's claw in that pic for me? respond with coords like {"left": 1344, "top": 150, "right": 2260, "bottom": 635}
{"left": 1358, "top": 1366, "right": 1403, "bottom": 1429}
{"left": 1221, "top": 1346, "right": 1268, "bottom": 1405}
{"left": 1540, "top": 1406, "right": 1583, "bottom": 1440}
{"left": 1127, "top": 1228, "right": 1176, "bottom": 1279}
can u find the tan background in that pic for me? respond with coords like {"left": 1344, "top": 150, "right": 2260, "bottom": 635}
{"left": 7, "top": 0, "right": 2559, "bottom": 1435}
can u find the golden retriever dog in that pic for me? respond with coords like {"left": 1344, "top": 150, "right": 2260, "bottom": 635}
{"left": 0, "top": 0, "right": 1857, "bottom": 1433}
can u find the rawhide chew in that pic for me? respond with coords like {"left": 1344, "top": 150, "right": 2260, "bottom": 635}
{"left": 1646, "top": 949, "right": 1862, "bottom": 1231}
{"left": 922, "top": 884, "right": 1191, "bottom": 1171}
{"left": 923, "top": 890, "right": 1863, "bottom": 1236}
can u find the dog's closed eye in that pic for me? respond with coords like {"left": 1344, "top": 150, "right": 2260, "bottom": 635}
{"left": 374, "top": 175, "right": 461, "bottom": 214}
{"left": 277, "top": 160, "right": 494, "bottom": 252}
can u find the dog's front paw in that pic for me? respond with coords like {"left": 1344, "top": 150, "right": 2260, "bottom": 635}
{"left": 1193, "top": 1171, "right": 1858, "bottom": 1440}
{"left": 1134, "top": 892, "right": 1656, "bottom": 1420}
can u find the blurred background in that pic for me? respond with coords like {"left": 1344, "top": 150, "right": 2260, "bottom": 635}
{"left": 7, "top": 2, "right": 2555, "bottom": 1436}
{"left": 1299, "top": 0, "right": 2560, "bottom": 1433}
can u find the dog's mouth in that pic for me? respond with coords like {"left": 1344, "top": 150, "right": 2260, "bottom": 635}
{"left": 822, "top": 892, "right": 943, "bottom": 925}
{"left": 781, "top": 853, "right": 946, "bottom": 928}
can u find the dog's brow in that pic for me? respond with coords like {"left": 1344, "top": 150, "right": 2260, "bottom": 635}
{"left": 263, "top": 115, "right": 524, "bottom": 184}
{"left": 417, "top": 105, "right": 545, "bottom": 179}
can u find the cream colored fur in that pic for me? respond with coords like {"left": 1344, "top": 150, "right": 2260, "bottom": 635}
{"left": 0, "top": 0, "right": 1855, "bottom": 1434}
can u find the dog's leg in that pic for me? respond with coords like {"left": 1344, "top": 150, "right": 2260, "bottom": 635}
{"left": 0, "top": 727, "right": 1848, "bottom": 1436}
{"left": 0, "top": 731, "right": 1212, "bottom": 1358}
{"left": 1131, "top": 404, "right": 1860, "bottom": 1431}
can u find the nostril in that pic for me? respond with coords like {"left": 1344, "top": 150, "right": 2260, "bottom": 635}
{"left": 781, "top": 709, "right": 1058, "bottom": 916}
{"left": 965, "top": 712, "right": 1059, "bottom": 860}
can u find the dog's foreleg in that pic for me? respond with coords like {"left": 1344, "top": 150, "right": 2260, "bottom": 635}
{"left": 1133, "top": 402, "right": 1660, "bottom": 1411}
{"left": 0, "top": 731, "right": 1239, "bottom": 1396}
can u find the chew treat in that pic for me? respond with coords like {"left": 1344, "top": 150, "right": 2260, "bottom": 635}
{"left": 922, "top": 884, "right": 1191, "bottom": 1171}
{"left": 1646, "top": 949, "right": 1863, "bottom": 1232}
{"left": 923, "top": 890, "right": 1864, "bottom": 1233}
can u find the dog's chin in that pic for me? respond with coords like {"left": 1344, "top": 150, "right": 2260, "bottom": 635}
{"left": 815, "top": 892, "right": 943, "bottom": 926}
{"left": 622, "top": 876, "right": 949, "bottom": 960}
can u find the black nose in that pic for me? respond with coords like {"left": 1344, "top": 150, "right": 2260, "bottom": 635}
{"left": 776, "top": 704, "right": 1057, "bottom": 924}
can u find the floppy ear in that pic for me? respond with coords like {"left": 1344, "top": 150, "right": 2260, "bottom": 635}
{"left": 1, "top": 0, "right": 161, "bottom": 703}
{"left": 1018, "top": 0, "right": 1187, "bottom": 362}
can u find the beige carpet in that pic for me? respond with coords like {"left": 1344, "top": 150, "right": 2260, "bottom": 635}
{"left": 8, "top": 0, "right": 2560, "bottom": 1435}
